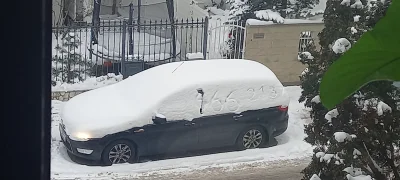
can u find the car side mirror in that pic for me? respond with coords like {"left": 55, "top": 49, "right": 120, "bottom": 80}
{"left": 152, "top": 116, "right": 167, "bottom": 125}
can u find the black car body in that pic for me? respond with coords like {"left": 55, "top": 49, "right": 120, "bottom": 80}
{"left": 60, "top": 105, "right": 288, "bottom": 163}
{"left": 60, "top": 59, "right": 290, "bottom": 165}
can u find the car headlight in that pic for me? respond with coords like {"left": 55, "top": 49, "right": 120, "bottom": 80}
{"left": 72, "top": 132, "right": 91, "bottom": 141}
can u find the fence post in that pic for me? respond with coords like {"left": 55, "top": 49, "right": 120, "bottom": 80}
{"left": 137, "top": 0, "right": 141, "bottom": 33}
{"left": 203, "top": 17, "right": 209, "bottom": 60}
{"left": 121, "top": 21, "right": 127, "bottom": 79}
{"left": 128, "top": 3, "right": 134, "bottom": 55}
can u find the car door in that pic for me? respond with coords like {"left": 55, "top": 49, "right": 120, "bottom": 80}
{"left": 194, "top": 113, "right": 241, "bottom": 149}
{"left": 139, "top": 120, "right": 198, "bottom": 155}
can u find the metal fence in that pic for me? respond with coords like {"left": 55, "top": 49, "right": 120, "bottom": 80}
{"left": 52, "top": 18, "right": 246, "bottom": 83}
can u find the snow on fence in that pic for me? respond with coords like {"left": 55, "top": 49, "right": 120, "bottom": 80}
{"left": 52, "top": 18, "right": 246, "bottom": 84}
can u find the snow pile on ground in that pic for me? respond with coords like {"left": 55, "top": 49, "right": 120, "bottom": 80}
{"left": 52, "top": 73, "right": 123, "bottom": 92}
{"left": 51, "top": 86, "right": 313, "bottom": 179}
{"left": 186, "top": 52, "right": 204, "bottom": 60}
{"left": 61, "top": 60, "right": 289, "bottom": 140}
{"left": 52, "top": 30, "right": 179, "bottom": 65}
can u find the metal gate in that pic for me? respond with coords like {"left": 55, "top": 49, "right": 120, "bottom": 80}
{"left": 206, "top": 20, "right": 246, "bottom": 60}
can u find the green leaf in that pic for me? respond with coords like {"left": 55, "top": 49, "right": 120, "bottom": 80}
{"left": 319, "top": 1, "right": 400, "bottom": 109}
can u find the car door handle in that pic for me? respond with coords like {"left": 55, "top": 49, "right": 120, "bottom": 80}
{"left": 233, "top": 114, "right": 243, "bottom": 120}
{"left": 134, "top": 129, "right": 145, "bottom": 133}
{"left": 184, "top": 122, "right": 196, "bottom": 126}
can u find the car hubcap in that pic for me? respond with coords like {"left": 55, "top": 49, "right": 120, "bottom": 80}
{"left": 243, "top": 129, "right": 263, "bottom": 149}
{"left": 108, "top": 144, "right": 132, "bottom": 164}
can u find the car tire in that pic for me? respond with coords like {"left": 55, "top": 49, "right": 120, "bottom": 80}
{"left": 102, "top": 140, "right": 136, "bottom": 165}
{"left": 236, "top": 126, "right": 267, "bottom": 150}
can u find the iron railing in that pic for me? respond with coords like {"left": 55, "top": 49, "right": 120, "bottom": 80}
{"left": 52, "top": 18, "right": 245, "bottom": 83}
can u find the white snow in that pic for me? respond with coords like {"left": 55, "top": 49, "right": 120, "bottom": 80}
{"left": 300, "top": 52, "right": 314, "bottom": 60}
{"left": 354, "top": 15, "right": 361, "bottom": 22}
{"left": 341, "top": 0, "right": 351, "bottom": 6}
{"left": 186, "top": 52, "right": 204, "bottom": 60}
{"left": 154, "top": 113, "right": 166, "bottom": 119}
{"left": 301, "top": 68, "right": 309, "bottom": 76}
{"left": 51, "top": 86, "right": 313, "bottom": 179}
{"left": 310, "top": 174, "right": 321, "bottom": 180}
{"left": 332, "top": 38, "right": 352, "bottom": 54}
{"left": 207, "top": 7, "right": 228, "bottom": 16}
{"left": 316, "top": 152, "right": 325, "bottom": 158}
{"left": 246, "top": 18, "right": 323, "bottom": 26}
{"left": 52, "top": 73, "right": 123, "bottom": 92}
{"left": 346, "top": 174, "right": 372, "bottom": 180}
{"left": 61, "top": 59, "right": 290, "bottom": 140}
{"left": 362, "top": 98, "right": 392, "bottom": 116}
{"left": 350, "top": 0, "right": 363, "bottom": 9}
{"left": 320, "top": 154, "right": 334, "bottom": 163}
{"left": 254, "top": 10, "right": 284, "bottom": 24}
{"left": 334, "top": 132, "right": 351, "bottom": 142}
{"left": 303, "top": 0, "right": 326, "bottom": 17}
{"left": 344, "top": 166, "right": 363, "bottom": 176}
{"left": 52, "top": 30, "right": 179, "bottom": 65}
{"left": 353, "top": 148, "right": 362, "bottom": 156}
{"left": 325, "top": 109, "right": 339, "bottom": 122}
{"left": 351, "top": 27, "right": 358, "bottom": 34}
{"left": 311, "top": 95, "right": 321, "bottom": 103}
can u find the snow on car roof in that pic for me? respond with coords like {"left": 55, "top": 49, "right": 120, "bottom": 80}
{"left": 62, "top": 59, "right": 287, "bottom": 140}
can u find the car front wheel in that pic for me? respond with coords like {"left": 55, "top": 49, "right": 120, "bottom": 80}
{"left": 237, "top": 126, "right": 267, "bottom": 150}
{"left": 102, "top": 140, "right": 136, "bottom": 165}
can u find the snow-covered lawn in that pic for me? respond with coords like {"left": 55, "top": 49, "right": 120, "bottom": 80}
{"left": 52, "top": 30, "right": 179, "bottom": 64}
{"left": 51, "top": 86, "right": 312, "bottom": 179}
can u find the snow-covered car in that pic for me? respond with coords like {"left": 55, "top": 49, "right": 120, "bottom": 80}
{"left": 60, "top": 59, "right": 290, "bottom": 165}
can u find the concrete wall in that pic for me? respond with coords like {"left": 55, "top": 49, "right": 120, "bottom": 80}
{"left": 244, "top": 23, "right": 324, "bottom": 85}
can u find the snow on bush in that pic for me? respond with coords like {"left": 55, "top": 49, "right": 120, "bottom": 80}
{"left": 343, "top": 166, "right": 363, "bottom": 176}
{"left": 341, "top": 0, "right": 351, "bottom": 6}
{"left": 300, "top": 52, "right": 314, "bottom": 60}
{"left": 52, "top": 73, "right": 123, "bottom": 92}
{"left": 301, "top": 68, "right": 309, "bottom": 76}
{"left": 311, "top": 95, "right": 321, "bottom": 103}
{"left": 362, "top": 98, "right": 392, "bottom": 116}
{"left": 351, "top": 27, "right": 358, "bottom": 34}
{"left": 354, "top": 15, "right": 361, "bottom": 22}
{"left": 254, "top": 10, "right": 284, "bottom": 24}
{"left": 325, "top": 108, "right": 339, "bottom": 122}
{"left": 310, "top": 174, "right": 321, "bottom": 180}
{"left": 353, "top": 148, "right": 362, "bottom": 158}
{"left": 320, "top": 153, "right": 334, "bottom": 163}
{"left": 227, "top": 0, "right": 249, "bottom": 18}
{"left": 350, "top": 0, "right": 363, "bottom": 9}
{"left": 332, "top": 38, "right": 352, "bottom": 54}
{"left": 346, "top": 174, "right": 372, "bottom": 180}
{"left": 334, "top": 132, "right": 352, "bottom": 142}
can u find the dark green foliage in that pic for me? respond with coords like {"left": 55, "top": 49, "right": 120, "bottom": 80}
{"left": 299, "top": 0, "right": 400, "bottom": 179}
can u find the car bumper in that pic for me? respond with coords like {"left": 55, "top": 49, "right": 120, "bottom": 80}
{"left": 272, "top": 113, "right": 289, "bottom": 137}
{"left": 59, "top": 124, "right": 104, "bottom": 161}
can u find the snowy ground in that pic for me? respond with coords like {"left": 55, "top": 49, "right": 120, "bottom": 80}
{"left": 51, "top": 86, "right": 313, "bottom": 180}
